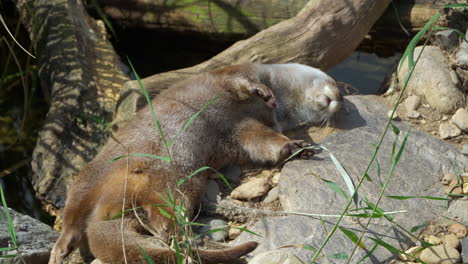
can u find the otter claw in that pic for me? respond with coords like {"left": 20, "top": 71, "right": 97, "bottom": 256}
{"left": 281, "top": 140, "right": 314, "bottom": 160}
{"left": 252, "top": 84, "right": 276, "bottom": 108}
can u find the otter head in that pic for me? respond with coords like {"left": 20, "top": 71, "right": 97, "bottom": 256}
{"left": 262, "top": 63, "right": 343, "bottom": 131}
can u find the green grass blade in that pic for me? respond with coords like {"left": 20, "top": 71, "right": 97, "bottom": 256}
{"left": 410, "top": 222, "right": 429, "bottom": 233}
{"left": 303, "top": 244, "right": 317, "bottom": 252}
{"left": 109, "top": 153, "right": 171, "bottom": 163}
{"left": 386, "top": 195, "right": 449, "bottom": 201}
{"left": 364, "top": 200, "right": 391, "bottom": 221}
{"left": 177, "top": 166, "right": 232, "bottom": 189}
{"left": 229, "top": 226, "right": 261, "bottom": 237}
{"left": 327, "top": 252, "right": 349, "bottom": 260}
{"left": 0, "top": 254, "right": 18, "bottom": 258}
{"left": 321, "top": 178, "right": 348, "bottom": 199}
{"left": 136, "top": 243, "right": 155, "bottom": 264}
{"left": 393, "top": 129, "right": 410, "bottom": 165}
{"left": 356, "top": 243, "right": 378, "bottom": 264}
{"left": 0, "top": 247, "right": 16, "bottom": 252}
{"left": 0, "top": 185, "right": 17, "bottom": 248}
{"left": 338, "top": 226, "right": 366, "bottom": 249}
{"left": 168, "top": 96, "right": 220, "bottom": 146}
{"left": 398, "top": 13, "right": 441, "bottom": 72}
{"left": 90, "top": 0, "right": 117, "bottom": 39}
{"left": 127, "top": 59, "right": 172, "bottom": 161}
{"left": 345, "top": 212, "right": 384, "bottom": 218}
{"left": 390, "top": 122, "right": 400, "bottom": 135}
{"left": 368, "top": 237, "right": 403, "bottom": 254}
{"left": 444, "top": 4, "right": 468, "bottom": 8}
{"left": 319, "top": 146, "right": 358, "bottom": 206}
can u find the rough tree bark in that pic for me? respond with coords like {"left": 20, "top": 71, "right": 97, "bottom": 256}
{"left": 16, "top": 0, "right": 129, "bottom": 216}
{"left": 93, "top": 0, "right": 441, "bottom": 36}
{"left": 121, "top": 0, "right": 392, "bottom": 101}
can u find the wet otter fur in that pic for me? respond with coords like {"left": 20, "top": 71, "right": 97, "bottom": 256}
{"left": 48, "top": 63, "right": 342, "bottom": 264}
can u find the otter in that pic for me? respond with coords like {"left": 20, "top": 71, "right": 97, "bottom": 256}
{"left": 48, "top": 63, "right": 342, "bottom": 264}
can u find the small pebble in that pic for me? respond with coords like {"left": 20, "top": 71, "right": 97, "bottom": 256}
{"left": 399, "top": 246, "right": 423, "bottom": 261}
{"left": 228, "top": 225, "right": 245, "bottom": 240}
{"left": 452, "top": 108, "right": 468, "bottom": 132}
{"left": 439, "top": 121, "right": 462, "bottom": 139}
{"left": 231, "top": 177, "right": 270, "bottom": 200}
{"left": 421, "top": 119, "right": 427, "bottom": 124}
{"left": 263, "top": 187, "right": 280, "bottom": 204}
{"left": 404, "top": 95, "right": 422, "bottom": 112}
{"left": 428, "top": 235, "right": 442, "bottom": 245}
{"left": 420, "top": 244, "right": 460, "bottom": 264}
{"left": 443, "top": 233, "right": 460, "bottom": 249}
{"left": 442, "top": 173, "right": 455, "bottom": 185}
{"left": 387, "top": 110, "right": 399, "bottom": 120}
{"left": 407, "top": 110, "right": 421, "bottom": 119}
{"left": 448, "top": 223, "right": 467, "bottom": 239}
{"left": 442, "top": 116, "right": 449, "bottom": 121}
{"left": 436, "top": 30, "right": 460, "bottom": 50}
{"left": 197, "top": 218, "right": 229, "bottom": 242}
{"left": 272, "top": 172, "right": 281, "bottom": 185}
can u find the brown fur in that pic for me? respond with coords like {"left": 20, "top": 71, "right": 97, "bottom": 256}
{"left": 48, "top": 64, "right": 318, "bottom": 264}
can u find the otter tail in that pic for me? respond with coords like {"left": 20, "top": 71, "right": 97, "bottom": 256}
{"left": 87, "top": 218, "right": 258, "bottom": 263}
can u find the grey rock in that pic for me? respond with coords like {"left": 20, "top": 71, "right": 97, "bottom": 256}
{"left": 398, "top": 46, "right": 465, "bottom": 114}
{"left": 420, "top": 245, "right": 460, "bottom": 264}
{"left": 231, "top": 177, "right": 270, "bottom": 200}
{"left": 249, "top": 251, "right": 306, "bottom": 264}
{"left": 0, "top": 208, "right": 58, "bottom": 264}
{"left": 196, "top": 218, "right": 228, "bottom": 242}
{"left": 463, "top": 145, "right": 468, "bottom": 156}
{"left": 436, "top": 30, "right": 460, "bottom": 50}
{"left": 457, "top": 30, "right": 468, "bottom": 66}
{"left": 404, "top": 95, "right": 421, "bottom": 112}
{"left": 452, "top": 108, "right": 468, "bottom": 132}
{"left": 406, "top": 110, "right": 421, "bottom": 119}
{"left": 263, "top": 187, "right": 280, "bottom": 204}
{"left": 234, "top": 95, "right": 468, "bottom": 263}
{"left": 439, "top": 121, "right": 462, "bottom": 139}
{"left": 443, "top": 200, "right": 468, "bottom": 226}
{"left": 461, "top": 236, "right": 468, "bottom": 264}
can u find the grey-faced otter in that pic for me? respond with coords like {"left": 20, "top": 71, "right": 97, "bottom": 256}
{"left": 48, "top": 63, "right": 342, "bottom": 264}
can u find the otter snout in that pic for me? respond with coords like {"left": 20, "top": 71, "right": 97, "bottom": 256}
{"left": 323, "top": 84, "right": 343, "bottom": 113}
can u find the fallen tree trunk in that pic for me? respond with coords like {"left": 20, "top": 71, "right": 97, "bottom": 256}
{"left": 122, "top": 0, "right": 393, "bottom": 97}
{"left": 93, "top": 0, "right": 441, "bottom": 36}
{"left": 16, "top": 0, "right": 129, "bottom": 214}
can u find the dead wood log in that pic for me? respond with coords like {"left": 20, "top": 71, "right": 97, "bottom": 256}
{"left": 16, "top": 0, "right": 129, "bottom": 214}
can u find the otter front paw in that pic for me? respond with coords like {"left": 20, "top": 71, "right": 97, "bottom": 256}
{"left": 280, "top": 140, "right": 314, "bottom": 160}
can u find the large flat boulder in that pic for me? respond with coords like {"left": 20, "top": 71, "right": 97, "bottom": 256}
{"left": 0, "top": 209, "right": 58, "bottom": 264}
{"left": 234, "top": 95, "right": 467, "bottom": 263}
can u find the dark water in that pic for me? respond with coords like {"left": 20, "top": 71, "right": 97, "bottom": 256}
{"left": 0, "top": 19, "right": 404, "bottom": 224}
{"left": 327, "top": 51, "right": 402, "bottom": 95}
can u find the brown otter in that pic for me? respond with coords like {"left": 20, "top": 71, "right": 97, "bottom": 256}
{"left": 48, "top": 63, "right": 342, "bottom": 264}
